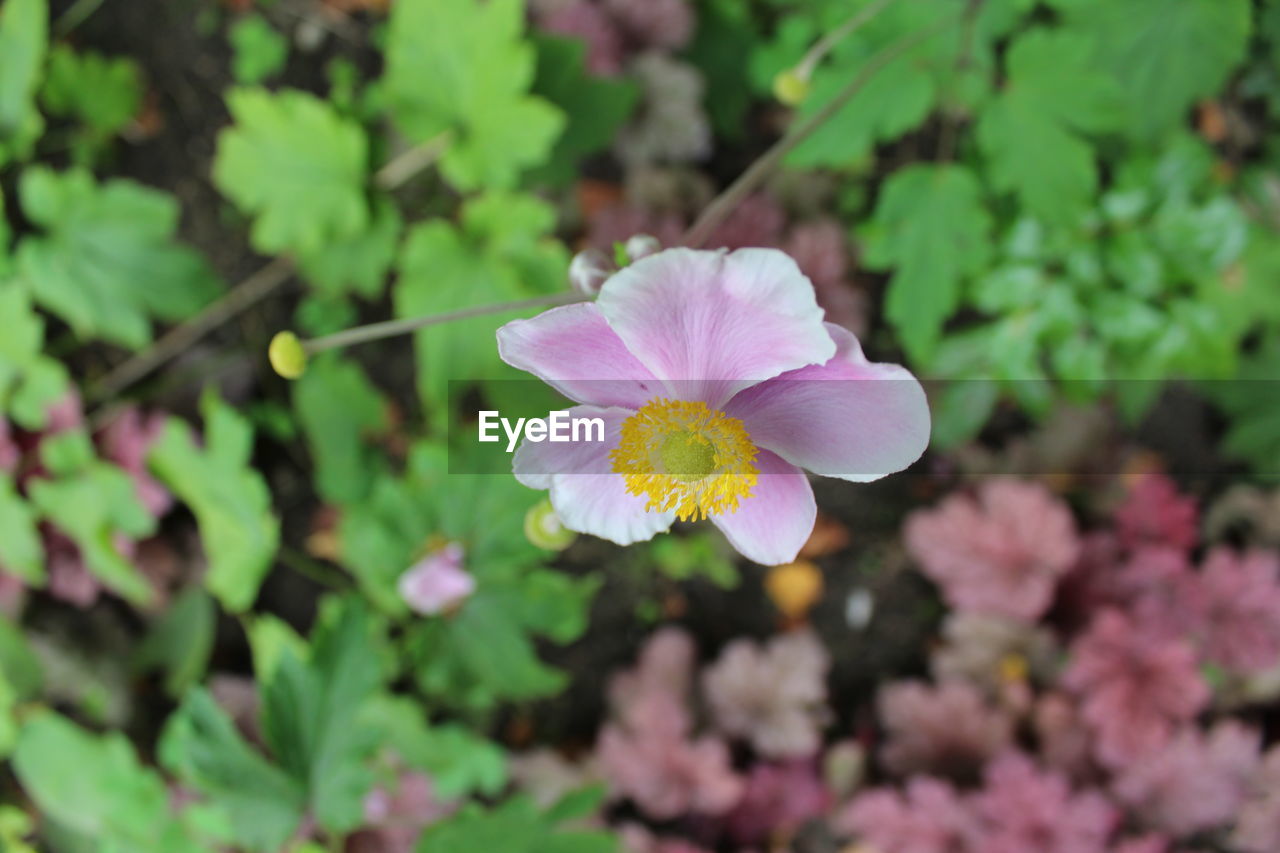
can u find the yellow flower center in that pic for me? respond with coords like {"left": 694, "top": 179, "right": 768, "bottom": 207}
{"left": 610, "top": 398, "right": 759, "bottom": 521}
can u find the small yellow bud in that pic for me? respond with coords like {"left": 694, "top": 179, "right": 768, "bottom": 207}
{"left": 524, "top": 498, "right": 576, "bottom": 550}
{"left": 765, "top": 560, "right": 823, "bottom": 620}
{"left": 268, "top": 331, "right": 308, "bottom": 379}
{"left": 773, "top": 68, "right": 811, "bottom": 106}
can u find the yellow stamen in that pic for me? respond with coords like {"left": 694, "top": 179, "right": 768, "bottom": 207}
{"left": 610, "top": 398, "right": 758, "bottom": 521}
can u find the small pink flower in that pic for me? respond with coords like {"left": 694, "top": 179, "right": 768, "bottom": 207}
{"left": 351, "top": 771, "right": 454, "bottom": 853}
{"left": 1114, "top": 473, "right": 1198, "bottom": 552}
{"left": 835, "top": 776, "right": 973, "bottom": 853}
{"left": 1063, "top": 609, "right": 1209, "bottom": 767}
{"left": 602, "top": 0, "right": 694, "bottom": 50}
{"left": 498, "top": 248, "right": 929, "bottom": 565}
{"left": 876, "top": 680, "right": 1014, "bottom": 778}
{"left": 538, "top": 1, "right": 625, "bottom": 76}
{"left": 702, "top": 629, "right": 829, "bottom": 758}
{"left": 397, "top": 543, "right": 475, "bottom": 615}
{"left": 967, "top": 752, "right": 1118, "bottom": 853}
{"left": 98, "top": 407, "right": 173, "bottom": 519}
{"left": 723, "top": 760, "right": 831, "bottom": 845}
{"left": 0, "top": 419, "right": 19, "bottom": 472}
{"left": 904, "top": 479, "right": 1080, "bottom": 622}
{"left": 1233, "top": 745, "right": 1280, "bottom": 853}
{"left": 1195, "top": 547, "right": 1280, "bottom": 673}
{"left": 1112, "top": 721, "right": 1260, "bottom": 836}
{"left": 597, "top": 629, "right": 743, "bottom": 820}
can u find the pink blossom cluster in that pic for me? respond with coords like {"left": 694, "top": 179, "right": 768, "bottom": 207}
{"left": 499, "top": 472, "right": 1280, "bottom": 852}
{"left": 531, "top": 0, "right": 694, "bottom": 76}
{"left": 0, "top": 394, "right": 176, "bottom": 612}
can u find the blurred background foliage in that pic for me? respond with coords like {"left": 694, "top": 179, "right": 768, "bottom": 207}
{"left": 1, "top": 0, "right": 1280, "bottom": 851}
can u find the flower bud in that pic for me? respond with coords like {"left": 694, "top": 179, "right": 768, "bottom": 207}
{"left": 773, "top": 68, "right": 811, "bottom": 106}
{"left": 524, "top": 498, "right": 577, "bottom": 550}
{"left": 624, "top": 233, "right": 662, "bottom": 263}
{"left": 568, "top": 249, "right": 613, "bottom": 296}
{"left": 268, "top": 331, "right": 307, "bottom": 379}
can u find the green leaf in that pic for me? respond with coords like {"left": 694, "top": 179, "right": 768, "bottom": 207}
{"left": 40, "top": 44, "right": 143, "bottom": 145}
{"left": 862, "top": 164, "right": 992, "bottom": 359}
{"left": 530, "top": 35, "right": 638, "bottom": 185}
{"left": 361, "top": 695, "right": 508, "bottom": 798}
{"left": 0, "top": 472, "right": 43, "bottom": 584}
{"left": 213, "top": 87, "right": 369, "bottom": 255}
{"left": 15, "top": 167, "right": 222, "bottom": 349}
{"left": 160, "top": 688, "right": 306, "bottom": 852}
{"left": 15, "top": 711, "right": 211, "bottom": 853}
{"left": 384, "top": 0, "right": 564, "bottom": 190}
{"left": 0, "top": 0, "right": 46, "bottom": 165}
{"left": 293, "top": 354, "right": 390, "bottom": 505}
{"left": 261, "top": 598, "right": 384, "bottom": 834}
{"left": 393, "top": 193, "right": 567, "bottom": 427}
{"left": 133, "top": 587, "right": 216, "bottom": 697}
{"left": 417, "top": 796, "right": 618, "bottom": 853}
{"left": 0, "top": 285, "right": 68, "bottom": 428}
{"left": 976, "top": 29, "right": 1123, "bottom": 223}
{"left": 148, "top": 394, "right": 280, "bottom": 613}
{"left": 1050, "top": 0, "right": 1251, "bottom": 141}
{"left": 229, "top": 14, "right": 288, "bottom": 84}
{"left": 295, "top": 197, "right": 402, "bottom": 298}
{"left": 27, "top": 448, "right": 157, "bottom": 606}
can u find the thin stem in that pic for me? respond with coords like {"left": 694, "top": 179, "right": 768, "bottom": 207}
{"left": 53, "top": 0, "right": 107, "bottom": 37}
{"left": 375, "top": 131, "right": 454, "bottom": 190}
{"left": 88, "top": 257, "right": 295, "bottom": 403}
{"left": 87, "top": 133, "right": 452, "bottom": 404}
{"left": 683, "top": 14, "right": 961, "bottom": 249}
{"left": 303, "top": 292, "right": 590, "bottom": 356}
{"left": 794, "top": 0, "right": 901, "bottom": 79}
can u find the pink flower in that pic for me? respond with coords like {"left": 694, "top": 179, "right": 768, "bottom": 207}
{"left": 1233, "top": 745, "right": 1280, "bottom": 853}
{"left": 597, "top": 629, "right": 742, "bottom": 819}
{"left": 836, "top": 776, "right": 973, "bottom": 853}
{"left": 397, "top": 543, "right": 475, "bottom": 615}
{"left": 497, "top": 248, "right": 929, "bottom": 565}
{"left": 967, "top": 753, "right": 1118, "bottom": 853}
{"left": 98, "top": 407, "right": 173, "bottom": 518}
{"left": 784, "top": 220, "right": 867, "bottom": 337}
{"left": 610, "top": 625, "right": 695, "bottom": 712}
{"left": 1111, "top": 721, "right": 1260, "bottom": 837}
{"left": 538, "top": 1, "right": 624, "bottom": 76}
{"left": 703, "top": 193, "right": 786, "bottom": 251}
{"left": 1114, "top": 473, "right": 1198, "bottom": 552}
{"left": 1063, "top": 610, "right": 1209, "bottom": 767}
{"left": 876, "top": 680, "right": 1014, "bottom": 778}
{"left": 1033, "top": 693, "right": 1094, "bottom": 781}
{"left": 1195, "top": 547, "right": 1280, "bottom": 673}
{"left": 602, "top": 0, "right": 694, "bottom": 50}
{"left": 351, "top": 772, "right": 454, "bottom": 853}
{"left": 597, "top": 693, "right": 743, "bottom": 819}
{"left": 0, "top": 419, "right": 18, "bottom": 472}
{"left": 904, "top": 479, "right": 1080, "bottom": 622}
{"left": 723, "top": 760, "right": 831, "bottom": 845}
{"left": 701, "top": 629, "right": 829, "bottom": 758}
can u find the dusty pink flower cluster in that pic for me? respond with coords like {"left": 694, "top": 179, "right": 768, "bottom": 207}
{"left": 0, "top": 394, "right": 177, "bottom": 612}
{"left": 531, "top": 0, "right": 694, "bottom": 76}
{"left": 512, "top": 472, "right": 1280, "bottom": 852}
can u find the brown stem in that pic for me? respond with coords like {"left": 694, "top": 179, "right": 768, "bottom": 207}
{"left": 682, "top": 15, "right": 961, "bottom": 249}
{"left": 87, "top": 132, "right": 452, "bottom": 405}
{"left": 302, "top": 292, "right": 590, "bottom": 356}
